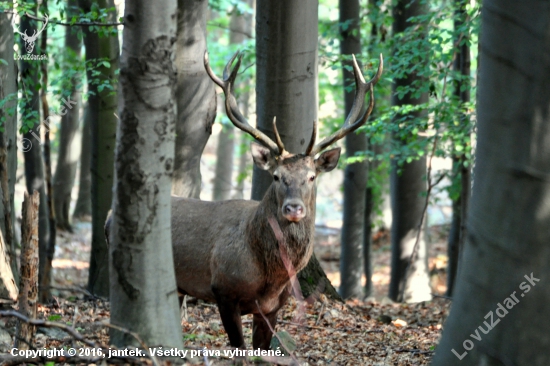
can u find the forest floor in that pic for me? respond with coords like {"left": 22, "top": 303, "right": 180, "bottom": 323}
{"left": 0, "top": 220, "right": 452, "bottom": 365}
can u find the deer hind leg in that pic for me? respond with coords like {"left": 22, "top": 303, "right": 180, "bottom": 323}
{"left": 252, "top": 311, "right": 278, "bottom": 350}
{"left": 212, "top": 287, "right": 245, "bottom": 348}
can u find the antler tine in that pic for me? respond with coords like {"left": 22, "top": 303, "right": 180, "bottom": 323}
{"left": 305, "top": 120, "right": 317, "bottom": 156}
{"left": 272, "top": 117, "right": 286, "bottom": 155}
{"left": 204, "top": 51, "right": 282, "bottom": 155}
{"left": 309, "top": 54, "right": 383, "bottom": 156}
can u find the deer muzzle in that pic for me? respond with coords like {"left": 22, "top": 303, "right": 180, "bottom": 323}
{"left": 282, "top": 200, "right": 306, "bottom": 222}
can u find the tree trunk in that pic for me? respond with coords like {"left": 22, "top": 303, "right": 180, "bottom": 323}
{"left": 388, "top": 0, "right": 431, "bottom": 303}
{"left": 0, "top": 6, "right": 19, "bottom": 283}
{"left": 212, "top": 1, "right": 254, "bottom": 201}
{"left": 39, "top": 0, "right": 56, "bottom": 303}
{"left": 432, "top": 1, "right": 550, "bottom": 364}
{"left": 446, "top": 0, "right": 471, "bottom": 297}
{"left": 253, "top": 0, "right": 317, "bottom": 199}
{"left": 19, "top": 10, "right": 51, "bottom": 302}
{"left": 338, "top": 0, "right": 367, "bottom": 299}
{"left": 14, "top": 191, "right": 39, "bottom": 349}
{"left": 255, "top": 0, "right": 339, "bottom": 299}
{"left": 172, "top": 0, "right": 217, "bottom": 199}
{"left": 79, "top": 0, "right": 119, "bottom": 297}
{"left": 73, "top": 103, "right": 92, "bottom": 220}
{"left": 110, "top": 0, "right": 183, "bottom": 348}
{"left": 53, "top": 0, "right": 82, "bottom": 232}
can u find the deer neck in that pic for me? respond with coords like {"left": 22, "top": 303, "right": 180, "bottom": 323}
{"left": 246, "top": 185, "right": 316, "bottom": 281}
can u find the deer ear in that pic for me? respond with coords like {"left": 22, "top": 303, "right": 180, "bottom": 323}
{"left": 251, "top": 142, "right": 277, "bottom": 171}
{"left": 315, "top": 147, "right": 341, "bottom": 172}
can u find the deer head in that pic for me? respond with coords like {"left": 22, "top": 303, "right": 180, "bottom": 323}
{"left": 14, "top": 14, "right": 49, "bottom": 53}
{"left": 204, "top": 51, "right": 383, "bottom": 223}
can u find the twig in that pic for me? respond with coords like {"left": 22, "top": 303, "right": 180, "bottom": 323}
{"left": 47, "top": 285, "right": 107, "bottom": 301}
{"left": 3, "top": 11, "right": 124, "bottom": 26}
{"left": 255, "top": 301, "right": 300, "bottom": 366}
{"left": 394, "top": 348, "right": 434, "bottom": 355}
{"left": 1, "top": 310, "right": 97, "bottom": 348}
{"left": 399, "top": 134, "right": 441, "bottom": 302}
{"left": 207, "top": 22, "right": 253, "bottom": 39}
{"left": 267, "top": 217, "right": 307, "bottom": 323}
{"left": 431, "top": 293, "right": 452, "bottom": 301}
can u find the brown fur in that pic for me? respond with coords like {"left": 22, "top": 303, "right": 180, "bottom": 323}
{"left": 106, "top": 144, "right": 341, "bottom": 349}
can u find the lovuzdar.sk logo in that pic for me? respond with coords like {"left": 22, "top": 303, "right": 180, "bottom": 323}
{"left": 12, "top": 13, "right": 49, "bottom": 60}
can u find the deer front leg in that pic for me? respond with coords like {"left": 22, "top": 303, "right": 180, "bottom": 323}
{"left": 213, "top": 287, "right": 245, "bottom": 348}
{"left": 252, "top": 311, "right": 278, "bottom": 350}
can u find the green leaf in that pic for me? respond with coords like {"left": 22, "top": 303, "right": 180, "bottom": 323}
{"left": 48, "top": 314, "right": 62, "bottom": 321}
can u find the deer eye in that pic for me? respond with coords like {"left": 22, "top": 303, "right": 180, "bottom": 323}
{"left": 309, "top": 175, "right": 315, "bottom": 182}
{"left": 273, "top": 175, "right": 280, "bottom": 182}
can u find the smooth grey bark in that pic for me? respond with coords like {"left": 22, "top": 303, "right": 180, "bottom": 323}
{"left": 110, "top": 0, "right": 183, "bottom": 348}
{"left": 388, "top": 0, "right": 431, "bottom": 303}
{"left": 432, "top": 1, "right": 550, "bottom": 364}
{"left": 253, "top": 0, "right": 317, "bottom": 199}
{"left": 73, "top": 103, "right": 92, "bottom": 219}
{"left": 19, "top": 12, "right": 51, "bottom": 301}
{"left": 172, "top": 0, "right": 216, "bottom": 199}
{"left": 338, "top": 0, "right": 367, "bottom": 299}
{"left": 0, "top": 7, "right": 19, "bottom": 283}
{"left": 79, "top": 0, "right": 119, "bottom": 297}
{"left": 446, "top": 0, "right": 471, "bottom": 297}
{"left": 213, "top": 126, "right": 234, "bottom": 201}
{"left": 53, "top": 0, "right": 82, "bottom": 232}
{"left": 213, "top": 3, "right": 253, "bottom": 201}
{"left": 255, "top": 0, "right": 339, "bottom": 299}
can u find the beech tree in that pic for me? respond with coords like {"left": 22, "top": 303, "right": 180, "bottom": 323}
{"left": 79, "top": 0, "right": 120, "bottom": 297}
{"left": 388, "top": 0, "right": 431, "bottom": 303}
{"left": 109, "top": 0, "right": 183, "bottom": 347}
{"left": 172, "top": 0, "right": 217, "bottom": 198}
{"left": 338, "top": 0, "right": 368, "bottom": 299}
{"left": 52, "top": 0, "right": 82, "bottom": 232}
{"left": 255, "top": 0, "right": 339, "bottom": 299}
{"left": 0, "top": 3, "right": 18, "bottom": 281}
{"left": 432, "top": 1, "right": 550, "bottom": 364}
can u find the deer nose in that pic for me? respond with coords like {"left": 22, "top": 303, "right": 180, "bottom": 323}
{"left": 283, "top": 202, "right": 306, "bottom": 222}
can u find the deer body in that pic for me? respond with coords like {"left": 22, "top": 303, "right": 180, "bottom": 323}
{"left": 106, "top": 51, "right": 382, "bottom": 350}
{"left": 172, "top": 149, "right": 338, "bottom": 349}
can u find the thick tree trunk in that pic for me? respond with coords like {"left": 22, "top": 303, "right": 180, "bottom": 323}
{"left": 53, "top": 0, "right": 82, "bottom": 232}
{"left": 110, "top": 0, "right": 183, "bottom": 348}
{"left": 19, "top": 11, "right": 51, "bottom": 302}
{"left": 79, "top": 0, "right": 119, "bottom": 297}
{"left": 256, "top": 0, "right": 339, "bottom": 299}
{"left": 0, "top": 7, "right": 19, "bottom": 283}
{"left": 432, "top": 1, "right": 550, "bottom": 364}
{"left": 172, "top": 0, "right": 216, "bottom": 199}
{"left": 338, "top": 0, "right": 367, "bottom": 299}
{"left": 73, "top": 103, "right": 92, "bottom": 220}
{"left": 388, "top": 0, "right": 431, "bottom": 303}
{"left": 253, "top": 0, "right": 317, "bottom": 198}
{"left": 446, "top": 0, "right": 471, "bottom": 297}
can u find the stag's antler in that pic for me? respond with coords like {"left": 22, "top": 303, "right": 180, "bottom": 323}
{"left": 204, "top": 51, "right": 287, "bottom": 157}
{"left": 205, "top": 51, "right": 383, "bottom": 158}
{"left": 306, "top": 54, "right": 383, "bottom": 156}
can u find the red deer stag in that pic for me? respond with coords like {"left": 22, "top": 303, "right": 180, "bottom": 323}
{"left": 107, "top": 51, "right": 382, "bottom": 350}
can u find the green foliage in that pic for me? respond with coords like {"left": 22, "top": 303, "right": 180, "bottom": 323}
{"left": 314, "top": 0, "right": 480, "bottom": 221}
{"left": 48, "top": 314, "right": 62, "bottom": 321}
